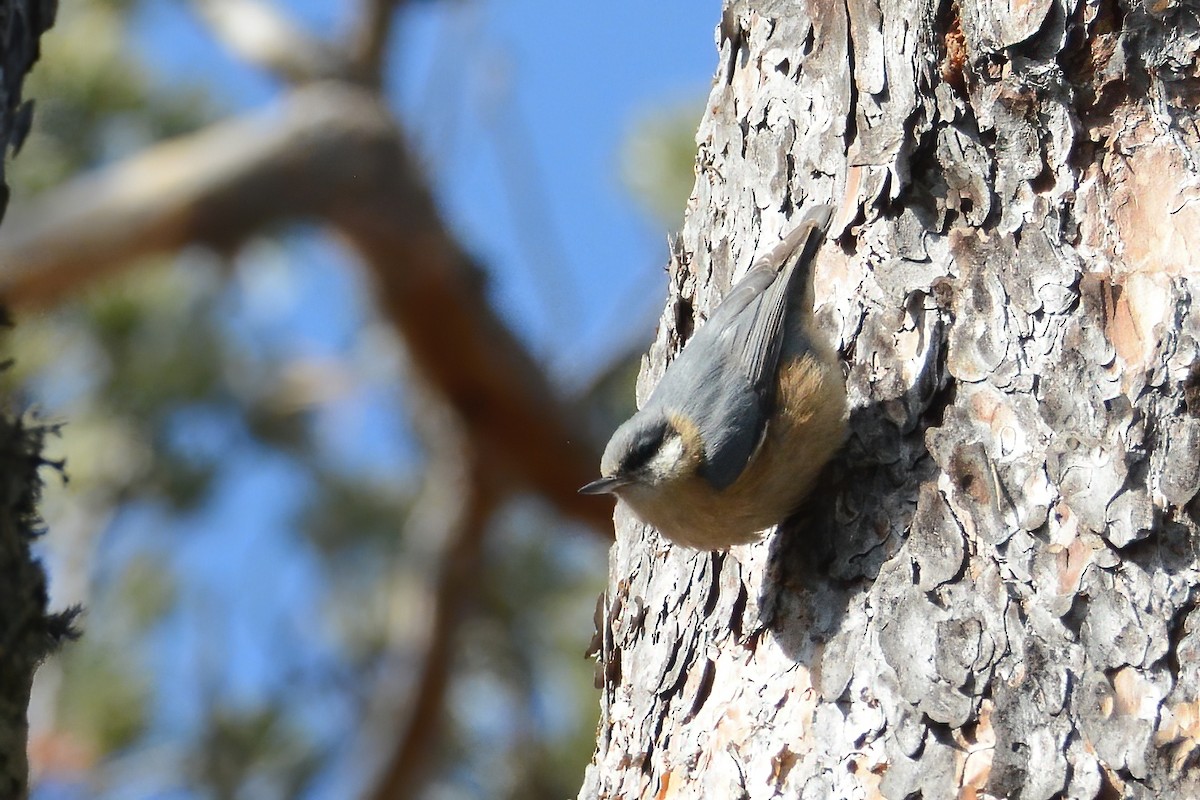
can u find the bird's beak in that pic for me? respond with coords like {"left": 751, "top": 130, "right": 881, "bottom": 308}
{"left": 578, "top": 475, "right": 629, "bottom": 495}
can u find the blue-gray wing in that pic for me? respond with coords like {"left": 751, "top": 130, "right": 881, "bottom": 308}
{"left": 651, "top": 204, "right": 834, "bottom": 489}
{"left": 719, "top": 204, "right": 833, "bottom": 398}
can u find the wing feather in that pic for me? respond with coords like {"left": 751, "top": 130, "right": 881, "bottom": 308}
{"left": 648, "top": 204, "right": 834, "bottom": 489}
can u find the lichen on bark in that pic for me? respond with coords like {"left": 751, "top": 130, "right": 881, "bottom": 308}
{"left": 0, "top": 407, "right": 77, "bottom": 798}
{"left": 0, "top": 0, "right": 68, "bottom": 795}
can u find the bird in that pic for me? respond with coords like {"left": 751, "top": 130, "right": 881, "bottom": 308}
{"left": 579, "top": 204, "right": 846, "bottom": 549}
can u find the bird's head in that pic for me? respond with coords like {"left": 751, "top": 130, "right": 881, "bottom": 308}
{"left": 579, "top": 409, "right": 704, "bottom": 497}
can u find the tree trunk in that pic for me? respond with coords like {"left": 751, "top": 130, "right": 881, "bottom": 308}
{"left": 0, "top": 0, "right": 67, "bottom": 797}
{"left": 580, "top": 1, "right": 1200, "bottom": 798}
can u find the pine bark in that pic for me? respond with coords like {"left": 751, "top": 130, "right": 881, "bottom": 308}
{"left": 0, "top": 0, "right": 64, "bottom": 796}
{"left": 581, "top": 1, "right": 1200, "bottom": 798}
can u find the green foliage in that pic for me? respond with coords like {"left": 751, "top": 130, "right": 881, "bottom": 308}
{"left": 619, "top": 97, "right": 705, "bottom": 231}
{"left": 12, "top": 0, "right": 210, "bottom": 192}
{"left": 5, "top": 262, "right": 228, "bottom": 510}
{"left": 55, "top": 639, "right": 149, "bottom": 755}
{"left": 192, "top": 705, "right": 323, "bottom": 800}
{"left": 112, "top": 552, "right": 177, "bottom": 630}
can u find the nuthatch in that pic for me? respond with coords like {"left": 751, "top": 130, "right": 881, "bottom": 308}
{"left": 580, "top": 204, "right": 846, "bottom": 549}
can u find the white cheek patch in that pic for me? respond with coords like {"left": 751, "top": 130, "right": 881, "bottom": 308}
{"left": 645, "top": 434, "right": 685, "bottom": 482}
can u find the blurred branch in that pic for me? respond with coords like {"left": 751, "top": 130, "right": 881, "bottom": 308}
{"left": 349, "top": 0, "right": 402, "bottom": 88}
{"left": 0, "top": 81, "right": 612, "bottom": 532}
{"left": 368, "top": 381, "right": 491, "bottom": 800}
{"left": 192, "top": 0, "right": 352, "bottom": 83}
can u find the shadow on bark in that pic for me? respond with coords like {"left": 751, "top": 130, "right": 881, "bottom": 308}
{"left": 756, "top": 395, "right": 940, "bottom": 669}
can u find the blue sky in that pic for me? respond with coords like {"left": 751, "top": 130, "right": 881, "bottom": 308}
{"left": 132, "top": 0, "right": 722, "bottom": 387}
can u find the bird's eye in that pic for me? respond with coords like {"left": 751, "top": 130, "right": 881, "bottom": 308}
{"left": 622, "top": 428, "right": 665, "bottom": 473}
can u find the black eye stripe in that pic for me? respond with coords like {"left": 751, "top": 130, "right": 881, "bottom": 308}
{"left": 626, "top": 440, "right": 658, "bottom": 470}
{"left": 621, "top": 425, "right": 667, "bottom": 473}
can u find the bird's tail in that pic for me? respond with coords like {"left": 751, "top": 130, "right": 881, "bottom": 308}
{"left": 756, "top": 203, "right": 835, "bottom": 284}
